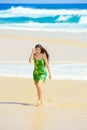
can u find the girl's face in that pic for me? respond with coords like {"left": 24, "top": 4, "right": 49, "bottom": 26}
{"left": 35, "top": 47, "right": 41, "bottom": 54}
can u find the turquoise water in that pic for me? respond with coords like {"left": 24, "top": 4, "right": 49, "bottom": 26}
{"left": 0, "top": 4, "right": 87, "bottom": 32}
{"left": 0, "top": 63, "right": 87, "bottom": 80}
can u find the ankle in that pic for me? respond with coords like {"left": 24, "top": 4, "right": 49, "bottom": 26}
{"left": 37, "top": 99, "right": 42, "bottom": 105}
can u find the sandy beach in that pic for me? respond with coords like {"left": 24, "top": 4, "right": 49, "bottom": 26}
{"left": 0, "top": 77, "right": 87, "bottom": 130}
{"left": 0, "top": 29, "right": 87, "bottom": 63}
{"left": 0, "top": 28, "right": 87, "bottom": 130}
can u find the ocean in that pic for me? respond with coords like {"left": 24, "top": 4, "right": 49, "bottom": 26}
{"left": 0, "top": 3, "right": 87, "bottom": 32}
{"left": 0, "top": 4, "right": 87, "bottom": 80}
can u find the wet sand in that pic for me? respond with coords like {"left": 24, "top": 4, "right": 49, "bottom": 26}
{"left": 0, "top": 77, "right": 87, "bottom": 130}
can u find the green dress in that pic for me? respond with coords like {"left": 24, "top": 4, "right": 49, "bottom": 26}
{"left": 33, "top": 58, "right": 47, "bottom": 83}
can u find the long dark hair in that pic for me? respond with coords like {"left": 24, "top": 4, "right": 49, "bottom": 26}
{"left": 35, "top": 44, "right": 49, "bottom": 62}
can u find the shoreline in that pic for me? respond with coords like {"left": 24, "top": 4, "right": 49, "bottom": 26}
{"left": 0, "top": 62, "right": 87, "bottom": 80}
{"left": 0, "top": 60, "right": 87, "bottom": 64}
{"left": 1, "top": 26, "right": 87, "bottom": 33}
{"left": 0, "top": 75, "right": 87, "bottom": 81}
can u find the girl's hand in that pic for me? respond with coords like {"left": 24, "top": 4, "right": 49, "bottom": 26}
{"left": 49, "top": 74, "right": 52, "bottom": 80}
{"left": 32, "top": 48, "right": 35, "bottom": 54}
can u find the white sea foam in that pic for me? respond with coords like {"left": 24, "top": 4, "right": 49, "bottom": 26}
{"left": 0, "top": 23, "right": 87, "bottom": 33}
{"left": 56, "top": 15, "right": 72, "bottom": 21}
{"left": 0, "top": 63, "right": 87, "bottom": 80}
{"left": 0, "top": 6, "right": 87, "bottom": 18}
{"left": 79, "top": 16, "right": 87, "bottom": 23}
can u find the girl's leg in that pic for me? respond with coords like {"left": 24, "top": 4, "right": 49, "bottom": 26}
{"left": 35, "top": 80, "right": 44, "bottom": 105}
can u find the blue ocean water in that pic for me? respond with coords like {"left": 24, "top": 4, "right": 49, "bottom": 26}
{"left": 0, "top": 3, "right": 87, "bottom": 32}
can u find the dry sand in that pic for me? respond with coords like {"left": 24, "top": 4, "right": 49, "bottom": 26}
{"left": 0, "top": 77, "right": 87, "bottom": 130}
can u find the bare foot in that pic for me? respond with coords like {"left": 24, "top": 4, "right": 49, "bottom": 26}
{"left": 37, "top": 100, "right": 42, "bottom": 106}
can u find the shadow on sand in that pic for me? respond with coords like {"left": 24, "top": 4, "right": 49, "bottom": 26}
{"left": 0, "top": 101, "right": 37, "bottom": 107}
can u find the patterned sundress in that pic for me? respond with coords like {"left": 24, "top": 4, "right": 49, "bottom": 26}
{"left": 33, "top": 58, "right": 47, "bottom": 83}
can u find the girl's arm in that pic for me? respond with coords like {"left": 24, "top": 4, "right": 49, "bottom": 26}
{"left": 43, "top": 53, "right": 52, "bottom": 80}
{"left": 29, "top": 48, "right": 35, "bottom": 63}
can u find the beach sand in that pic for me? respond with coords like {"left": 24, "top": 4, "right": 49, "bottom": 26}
{"left": 0, "top": 77, "right": 87, "bottom": 130}
{"left": 0, "top": 29, "right": 87, "bottom": 63}
{"left": 0, "top": 29, "right": 87, "bottom": 130}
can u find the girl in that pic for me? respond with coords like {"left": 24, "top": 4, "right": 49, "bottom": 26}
{"left": 29, "top": 44, "right": 52, "bottom": 106}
